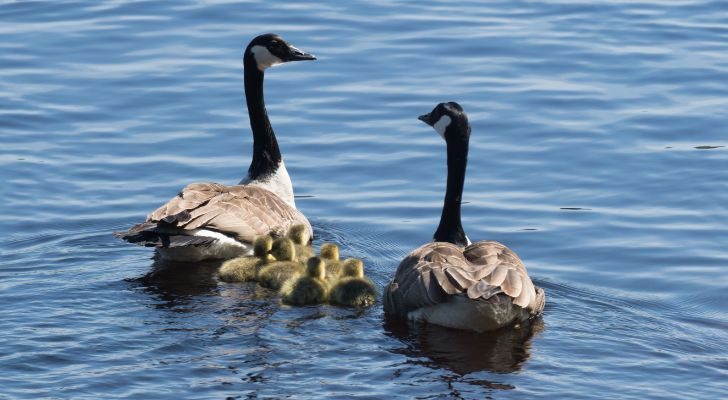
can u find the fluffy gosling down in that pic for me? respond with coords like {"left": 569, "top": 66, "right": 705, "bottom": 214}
{"left": 287, "top": 224, "right": 315, "bottom": 262}
{"left": 257, "top": 237, "right": 305, "bottom": 290}
{"left": 218, "top": 235, "right": 274, "bottom": 282}
{"left": 280, "top": 257, "right": 329, "bottom": 306}
{"left": 319, "top": 242, "right": 342, "bottom": 281}
{"left": 329, "top": 258, "right": 377, "bottom": 308}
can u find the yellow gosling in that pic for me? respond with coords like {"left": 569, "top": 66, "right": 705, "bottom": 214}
{"left": 287, "top": 224, "right": 310, "bottom": 245}
{"left": 218, "top": 235, "right": 275, "bottom": 282}
{"left": 284, "top": 225, "right": 314, "bottom": 263}
{"left": 320, "top": 242, "right": 342, "bottom": 282}
{"left": 329, "top": 258, "right": 377, "bottom": 308}
{"left": 270, "top": 237, "right": 295, "bottom": 261}
{"left": 219, "top": 257, "right": 260, "bottom": 282}
{"left": 254, "top": 235, "right": 275, "bottom": 262}
{"left": 294, "top": 244, "right": 315, "bottom": 263}
{"left": 280, "top": 257, "right": 328, "bottom": 306}
{"left": 257, "top": 237, "right": 305, "bottom": 290}
{"left": 341, "top": 258, "right": 364, "bottom": 278}
{"left": 320, "top": 242, "right": 339, "bottom": 260}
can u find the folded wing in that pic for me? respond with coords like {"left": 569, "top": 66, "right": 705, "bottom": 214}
{"left": 115, "top": 182, "right": 311, "bottom": 247}
{"left": 384, "top": 240, "right": 543, "bottom": 316}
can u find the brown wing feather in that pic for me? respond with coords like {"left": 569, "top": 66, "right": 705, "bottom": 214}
{"left": 464, "top": 240, "right": 541, "bottom": 311}
{"left": 384, "top": 240, "right": 543, "bottom": 317}
{"left": 142, "top": 182, "right": 311, "bottom": 245}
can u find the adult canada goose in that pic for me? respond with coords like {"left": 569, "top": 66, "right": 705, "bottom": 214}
{"left": 114, "top": 34, "right": 316, "bottom": 262}
{"left": 383, "top": 102, "right": 545, "bottom": 332}
{"left": 280, "top": 257, "right": 329, "bottom": 306}
{"left": 330, "top": 258, "right": 377, "bottom": 307}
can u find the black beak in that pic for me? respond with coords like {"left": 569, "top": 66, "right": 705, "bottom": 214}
{"left": 418, "top": 113, "right": 433, "bottom": 126}
{"left": 285, "top": 45, "right": 316, "bottom": 62}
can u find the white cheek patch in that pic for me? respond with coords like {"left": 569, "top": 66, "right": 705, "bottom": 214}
{"left": 433, "top": 115, "right": 451, "bottom": 140}
{"left": 251, "top": 45, "right": 282, "bottom": 71}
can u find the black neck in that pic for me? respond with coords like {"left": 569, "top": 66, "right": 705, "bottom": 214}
{"left": 433, "top": 133, "right": 469, "bottom": 246}
{"left": 244, "top": 53, "right": 281, "bottom": 181}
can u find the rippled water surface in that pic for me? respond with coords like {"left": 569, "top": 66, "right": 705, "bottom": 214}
{"left": 1, "top": 1, "right": 727, "bottom": 398}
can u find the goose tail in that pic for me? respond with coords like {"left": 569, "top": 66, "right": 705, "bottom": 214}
{"left": 113, "top": 222, "right": 217, "bottom": 248}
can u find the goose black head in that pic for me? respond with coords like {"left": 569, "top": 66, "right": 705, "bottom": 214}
{"left": 246, "top": 33, "right": 316, "bottom": 71}
{"left": 418, "top": 102, "right": 470, "bottom": 142}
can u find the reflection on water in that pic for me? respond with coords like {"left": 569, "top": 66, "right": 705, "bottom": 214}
{"left": 126, "top": 258, "right": 222, "bottom": 306}
{"left": 384, "top": 315, "right": 543, "bottom": 376}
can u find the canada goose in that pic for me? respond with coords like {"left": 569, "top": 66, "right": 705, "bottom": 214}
{"left": 319, "top": 242, "right": 342, "bottom": 280}
{"left": 383, "top": 102, "right": 545, "bottom": 332}
{"left": 286, "top": 224, "right": 315, "bottom": 262}
{"left": 330, "top": 258, "right": 377, "bottom": 307}
{"left": 114, "top": 34, "right": 316, "bottom": 262}
{"left": 218, "top": 235, "right": 273, "bottom": 282}
{"left": 257, "top": 237, "right": 305, "bottom": 290}
{"left": 280, "top": 256, "right": 328, "bottom": 305}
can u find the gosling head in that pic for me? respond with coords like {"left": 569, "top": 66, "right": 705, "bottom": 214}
{"left": 319, "top": 243, "right": 340, "bottom": 261}
{"left": 253, "top": 235, "right": 274, "bottom": 258}
{"left": 245, "top": 33, "right": 316, "bottom": 72}
{"left": 287, "top": 224, "right": 309, "bottom": 246}
{"left": 306, "top": 257, "right": 326, "bottom": 280}
{"left": 271, "top": 237, "right": 296, "bottom": 261}
{"left": 418, "top": 102, "right": 470, "bottom": 143}
{"left": 341, "top": 258, "right": 364, "bottom": 279}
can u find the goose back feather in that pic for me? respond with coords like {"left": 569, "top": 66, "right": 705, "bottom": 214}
{"left": 115, "top": 183, "right": 311, "bottom": 257}
{"left": 384, "top": 240, "right": 544, "bottom": 329}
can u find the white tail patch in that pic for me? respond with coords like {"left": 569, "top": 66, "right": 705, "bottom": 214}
{"left": 251, "top": 45, "right": 282, "bottom": 71}
{"left": 158, "top": 230, "right": 251, "bottom": 262}
{"left": 433, "top": 115, "right": 451, "bottom": 140}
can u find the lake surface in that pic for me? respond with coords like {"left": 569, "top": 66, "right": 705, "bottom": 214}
{"left": 1, "top": 1, "right": 726, "bottom": 398}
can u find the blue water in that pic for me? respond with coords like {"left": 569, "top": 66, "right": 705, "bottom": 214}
{"left": 1, "top": 1, "right": 727, "bottom": 398}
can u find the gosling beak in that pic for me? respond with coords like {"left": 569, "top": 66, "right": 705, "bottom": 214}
{"left": 286, "top": 45, "right": 316, "bottom": 62}
{"left": 418, "top": 113, "right": 433, "bottom": 126}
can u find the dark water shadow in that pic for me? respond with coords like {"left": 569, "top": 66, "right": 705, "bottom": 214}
{"left": 124, "top": 254, "right": 280, "bottom": 319}
{"left": 123, "top": 253, "right": 224, "bottom": 309}
{"left": 384, "top": 316, "right": 544, "bottom": 379}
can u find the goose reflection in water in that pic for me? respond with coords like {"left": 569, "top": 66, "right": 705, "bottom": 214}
{"left": 384, "top": 316, "right": 544, "bottom": 376}
{"left": 127, "top": 258, "right": 273, "bottom": 310}
{"left": 127, "top": 259, "right": 281, "bottom": 340}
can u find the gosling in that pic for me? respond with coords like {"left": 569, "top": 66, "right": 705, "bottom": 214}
{"left": 218, "top": 235, "right": 274, "bottom": 282}
{"left": 257, "top": 237, "right": 305, "bottom": 290}
{"left": 329, "top": 258, "right": 377, "bottom": 308}
{"left": 280, "top": 256, "right": 329, "bottom": 306}
{"left": 319, "top": 242, "right": 343, "bottom": 282}
{"left": 287, "top": 224, "right": 315, "bottom": 263}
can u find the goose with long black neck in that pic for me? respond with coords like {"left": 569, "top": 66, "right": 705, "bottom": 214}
{"left": 115, "top": 34, "right": 315, "bottom": 262}
{"left": 384, "top": 102, "right": 545, "bottom": 332}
